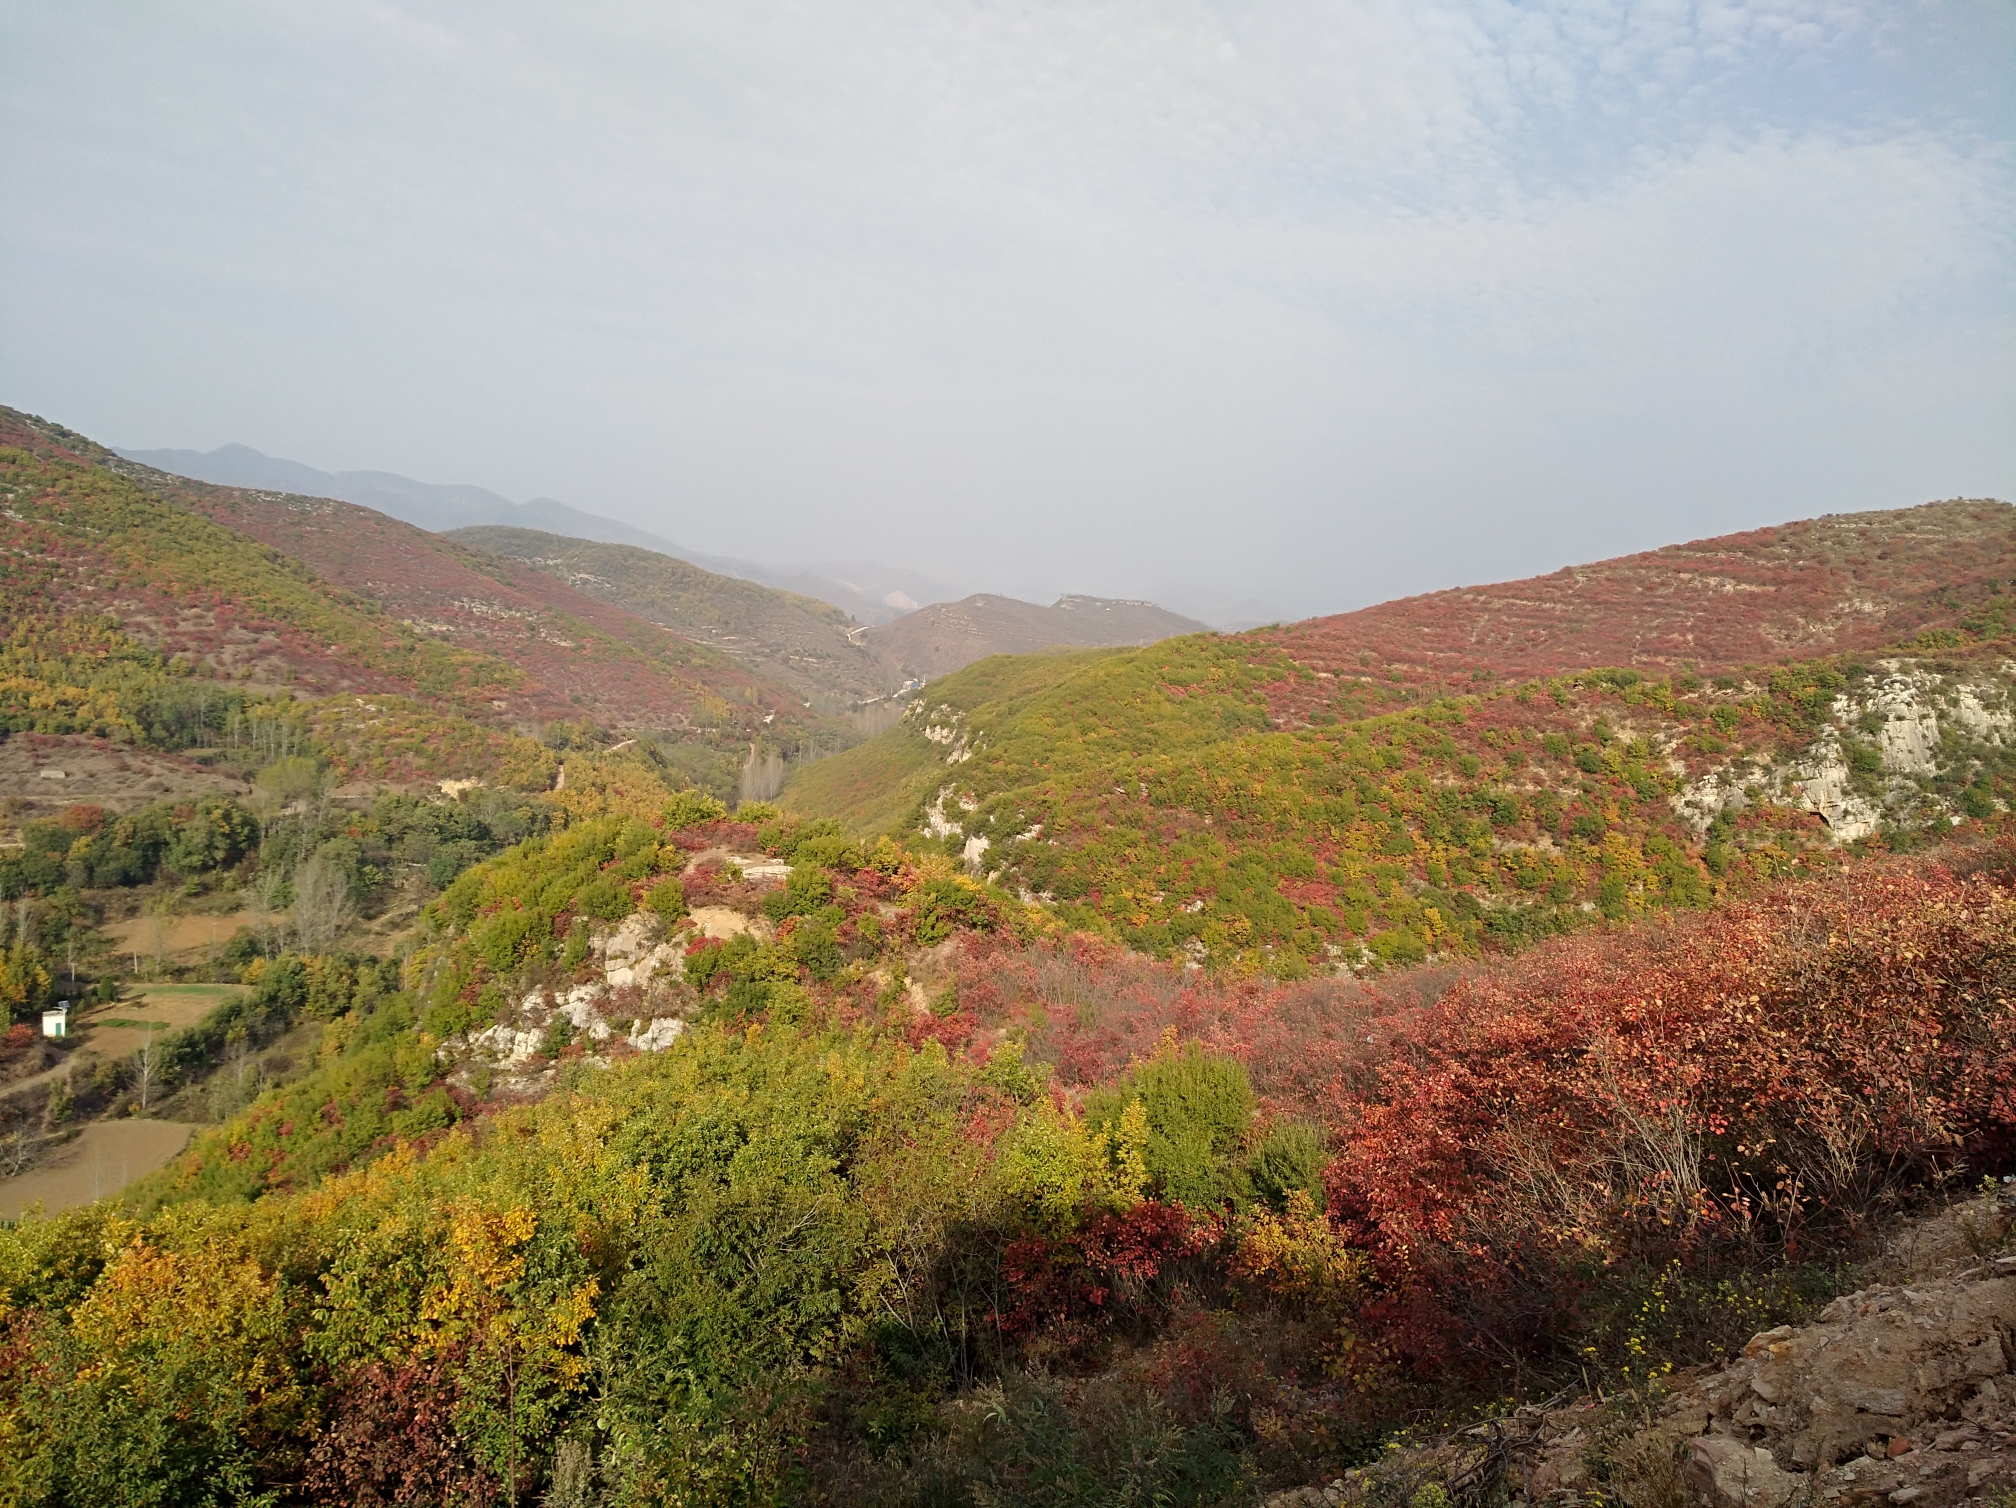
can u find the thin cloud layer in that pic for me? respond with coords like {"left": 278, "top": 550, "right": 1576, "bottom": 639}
{"left": 1, "top": 0, "right": 2009, "bottom": 619}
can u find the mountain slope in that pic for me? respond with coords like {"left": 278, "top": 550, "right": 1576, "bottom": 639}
{"left": 0, "top": 410, "right": 519, "bottom": 709}
{"left": 114, "top": 442, "right": 960, "bottom": 625}
{"left": 115, "top": 441, "right": 697, "bottom": 554}
{"left": 7, "top": 409, "right": 810, "bottom": 745}
{"left": 1260, "top": 499, "right": 2016, "bottom": 697}
{"left": 868, "top": 593, "right": 1211, "bottom": 680}
{"left": 785, "top": 499, "right": 2016, "bottom": 974}
{"left": 449, "top": 526, "right": 910, "bottom": 710}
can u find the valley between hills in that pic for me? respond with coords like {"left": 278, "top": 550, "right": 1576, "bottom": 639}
{"left": 1, "top": 406, "right": 2013, "bottom": 1507}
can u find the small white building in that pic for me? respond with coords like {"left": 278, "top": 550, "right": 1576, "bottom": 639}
{"left": 41, "top": 1002, "right": 69, "bottom": 1039}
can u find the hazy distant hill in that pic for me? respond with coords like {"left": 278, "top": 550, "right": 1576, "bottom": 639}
{"left": 112, "top": 442, "right": 956, "bottom": 625}
{"left": 452, "top": 526, "right": 912, "bottom": 710}
{"left": 868, "top": 593, "right": 1211, "bottom": 680}
{"left": 112, "top": 442, "right": 682, "bottom": 552}
{"left": 1145, "top": 583, "right": 1286, "bottom": 633}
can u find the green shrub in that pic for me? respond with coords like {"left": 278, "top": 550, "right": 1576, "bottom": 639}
{"left": 1088, "top": 1040, "right": 1255, "bottom": 1210}
{"left": 645, "top": 876, "right": 688, "bottom": 921}
{"left": 762, "top": 864, "right": 833, "bottom": 921}
{"left": 573, "top": 877, "right": 632, "bottom": 923}
{"left": 1247, "top": 1120, "right": 1329, "bottom": 1212}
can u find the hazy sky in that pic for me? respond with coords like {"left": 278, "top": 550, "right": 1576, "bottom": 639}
{"left": 3, "top": 1, "right": 2011, "bottom": 620}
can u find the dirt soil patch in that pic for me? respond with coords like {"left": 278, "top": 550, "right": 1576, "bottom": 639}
{"left": 0, "top": 734, "right": 248, "bottom": 820}
{"left": 0, "top": 1119, "right": 194, "bottom": 1219}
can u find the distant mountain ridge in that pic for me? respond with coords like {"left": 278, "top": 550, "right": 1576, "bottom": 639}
{"left": 111, "top": 442, "right": 957, "bottom": 626}
{"left": 867, "top": 592, "right": 1212, "bottom": 681}
{"left": 112, "top": 442, "right": 679, "bottom": 552}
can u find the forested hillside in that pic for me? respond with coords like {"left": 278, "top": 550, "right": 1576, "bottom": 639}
{"left": 1262, "top": 499, "right": 2016, "bottom": 694}
{"left": 2, "top": 787, "right": 2011, "bottom": 1501}
{"left": 785, "top": 503, "right": 2016, "bottom": 975}
{"left": 0, "top": 412, "right": 513, "bottom": 712}
{"left": 4, "top": 408, "right": 819, "bottom": 746}
{"left": 452, "top": 525, "right": 907, "bottom": 710}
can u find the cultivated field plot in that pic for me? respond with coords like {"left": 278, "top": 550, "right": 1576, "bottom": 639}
{"left": 0, "top": 1119, "right": 194, "bottom": 1219}
{"left": 76, "top": 982, "right": 246, "bottom": 1060}
{"left": 104, "top": 911, "right": 241, "bottom": 965}
{"left": 0, "top": 733, "right": 247, "bottom": 820}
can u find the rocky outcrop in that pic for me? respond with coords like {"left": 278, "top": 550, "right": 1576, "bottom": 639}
{"left": 1662, "top": 1260, "right": 2016, "bottom": 1507}
{"left": 1268, "top": 1191, "right": 2016, "bottom": 1508}
{"left": 1672, "top": 661, "right": 2016, "bottom": 844}
{"left": 596, "top": 910, "right": 687, "bottom": 990}
{"left": 440, "top": 908, "right": 696, "bottom": 1090}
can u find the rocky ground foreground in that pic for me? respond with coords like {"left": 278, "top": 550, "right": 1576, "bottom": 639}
{"left": 1270, "top": 1188, "right": 2016, "bottom": 1508}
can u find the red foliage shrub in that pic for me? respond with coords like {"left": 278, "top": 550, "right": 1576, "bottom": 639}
{"left": 56, "top": 803, "right": 107, "bottom": 833}
{"left": 846, "top": 867, "right": 894, "bottom": 902}
{"left": 1322, "top": 850, "right": 2016, "bottom": 1384}
{"left": 905, "top": 1006, "right": 977, "bottom": 1054}
{"left": 1135, "top": 1298, "right": 1278, "bottom": 1430}
{"left": 680, "top": 856, "right": 772, "bottom": 911}
{"left": 945, "top": 932, "right": 1399, "bottom": 1112}
{"left": 1000, "top": 1200, "right": 1218, "bottom": 1351}
{"left": 303, "top": 1355, "right": 497, "bottom": 1507}
{"left": 667, "top": 819, "right": 759, "bottom": 853}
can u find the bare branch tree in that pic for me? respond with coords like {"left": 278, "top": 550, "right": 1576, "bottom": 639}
{"left": 290, "top": 853, "right": 355, "bottom": 955}
{"left": 0, "top": 1126, "right": 42, "bottom": 1179}
{"left": 144, "top": 901, "right": 172, "bottom": 977}
{"left": 133, "top": 1028, "right": 161, "bottom": 1115}
{"left": 246, "top": 869, "right": 289, "bottom": 957}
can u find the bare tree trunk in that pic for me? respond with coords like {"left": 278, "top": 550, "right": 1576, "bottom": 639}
{"left": 740, "top": 744, "right": 786, "bottom": 803}
{"left": 145, "top": 904, "right": 171, "bottom": 977}
{"left": 254, "top": 868, "right": 289, "bottom": 955}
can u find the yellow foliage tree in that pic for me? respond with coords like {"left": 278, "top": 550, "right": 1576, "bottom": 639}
{"left": 0, "top": 945, "right": 51, "bottom": 1026}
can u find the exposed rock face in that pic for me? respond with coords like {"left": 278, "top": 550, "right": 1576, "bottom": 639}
{"left": 1683, "top": 1436, "right": 1806, "bottom": 1508}
{"left": 1267, "top": 1193, "right": 2016, "bottom": 1508}
{"left": 688, "top": 904, "right": 760, "bottom": 941}
{"left": 597, "top": 911, "right": 685, "bottom": 990}
{"left": 1671, "top": 661, "right": 2016, "bottom": 844}
{"left": 441, "top": 908, "right": 694, "bottom": 1088}
{"left": 1661, "top": 1260, "right": 2016, "bottom": 1507}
